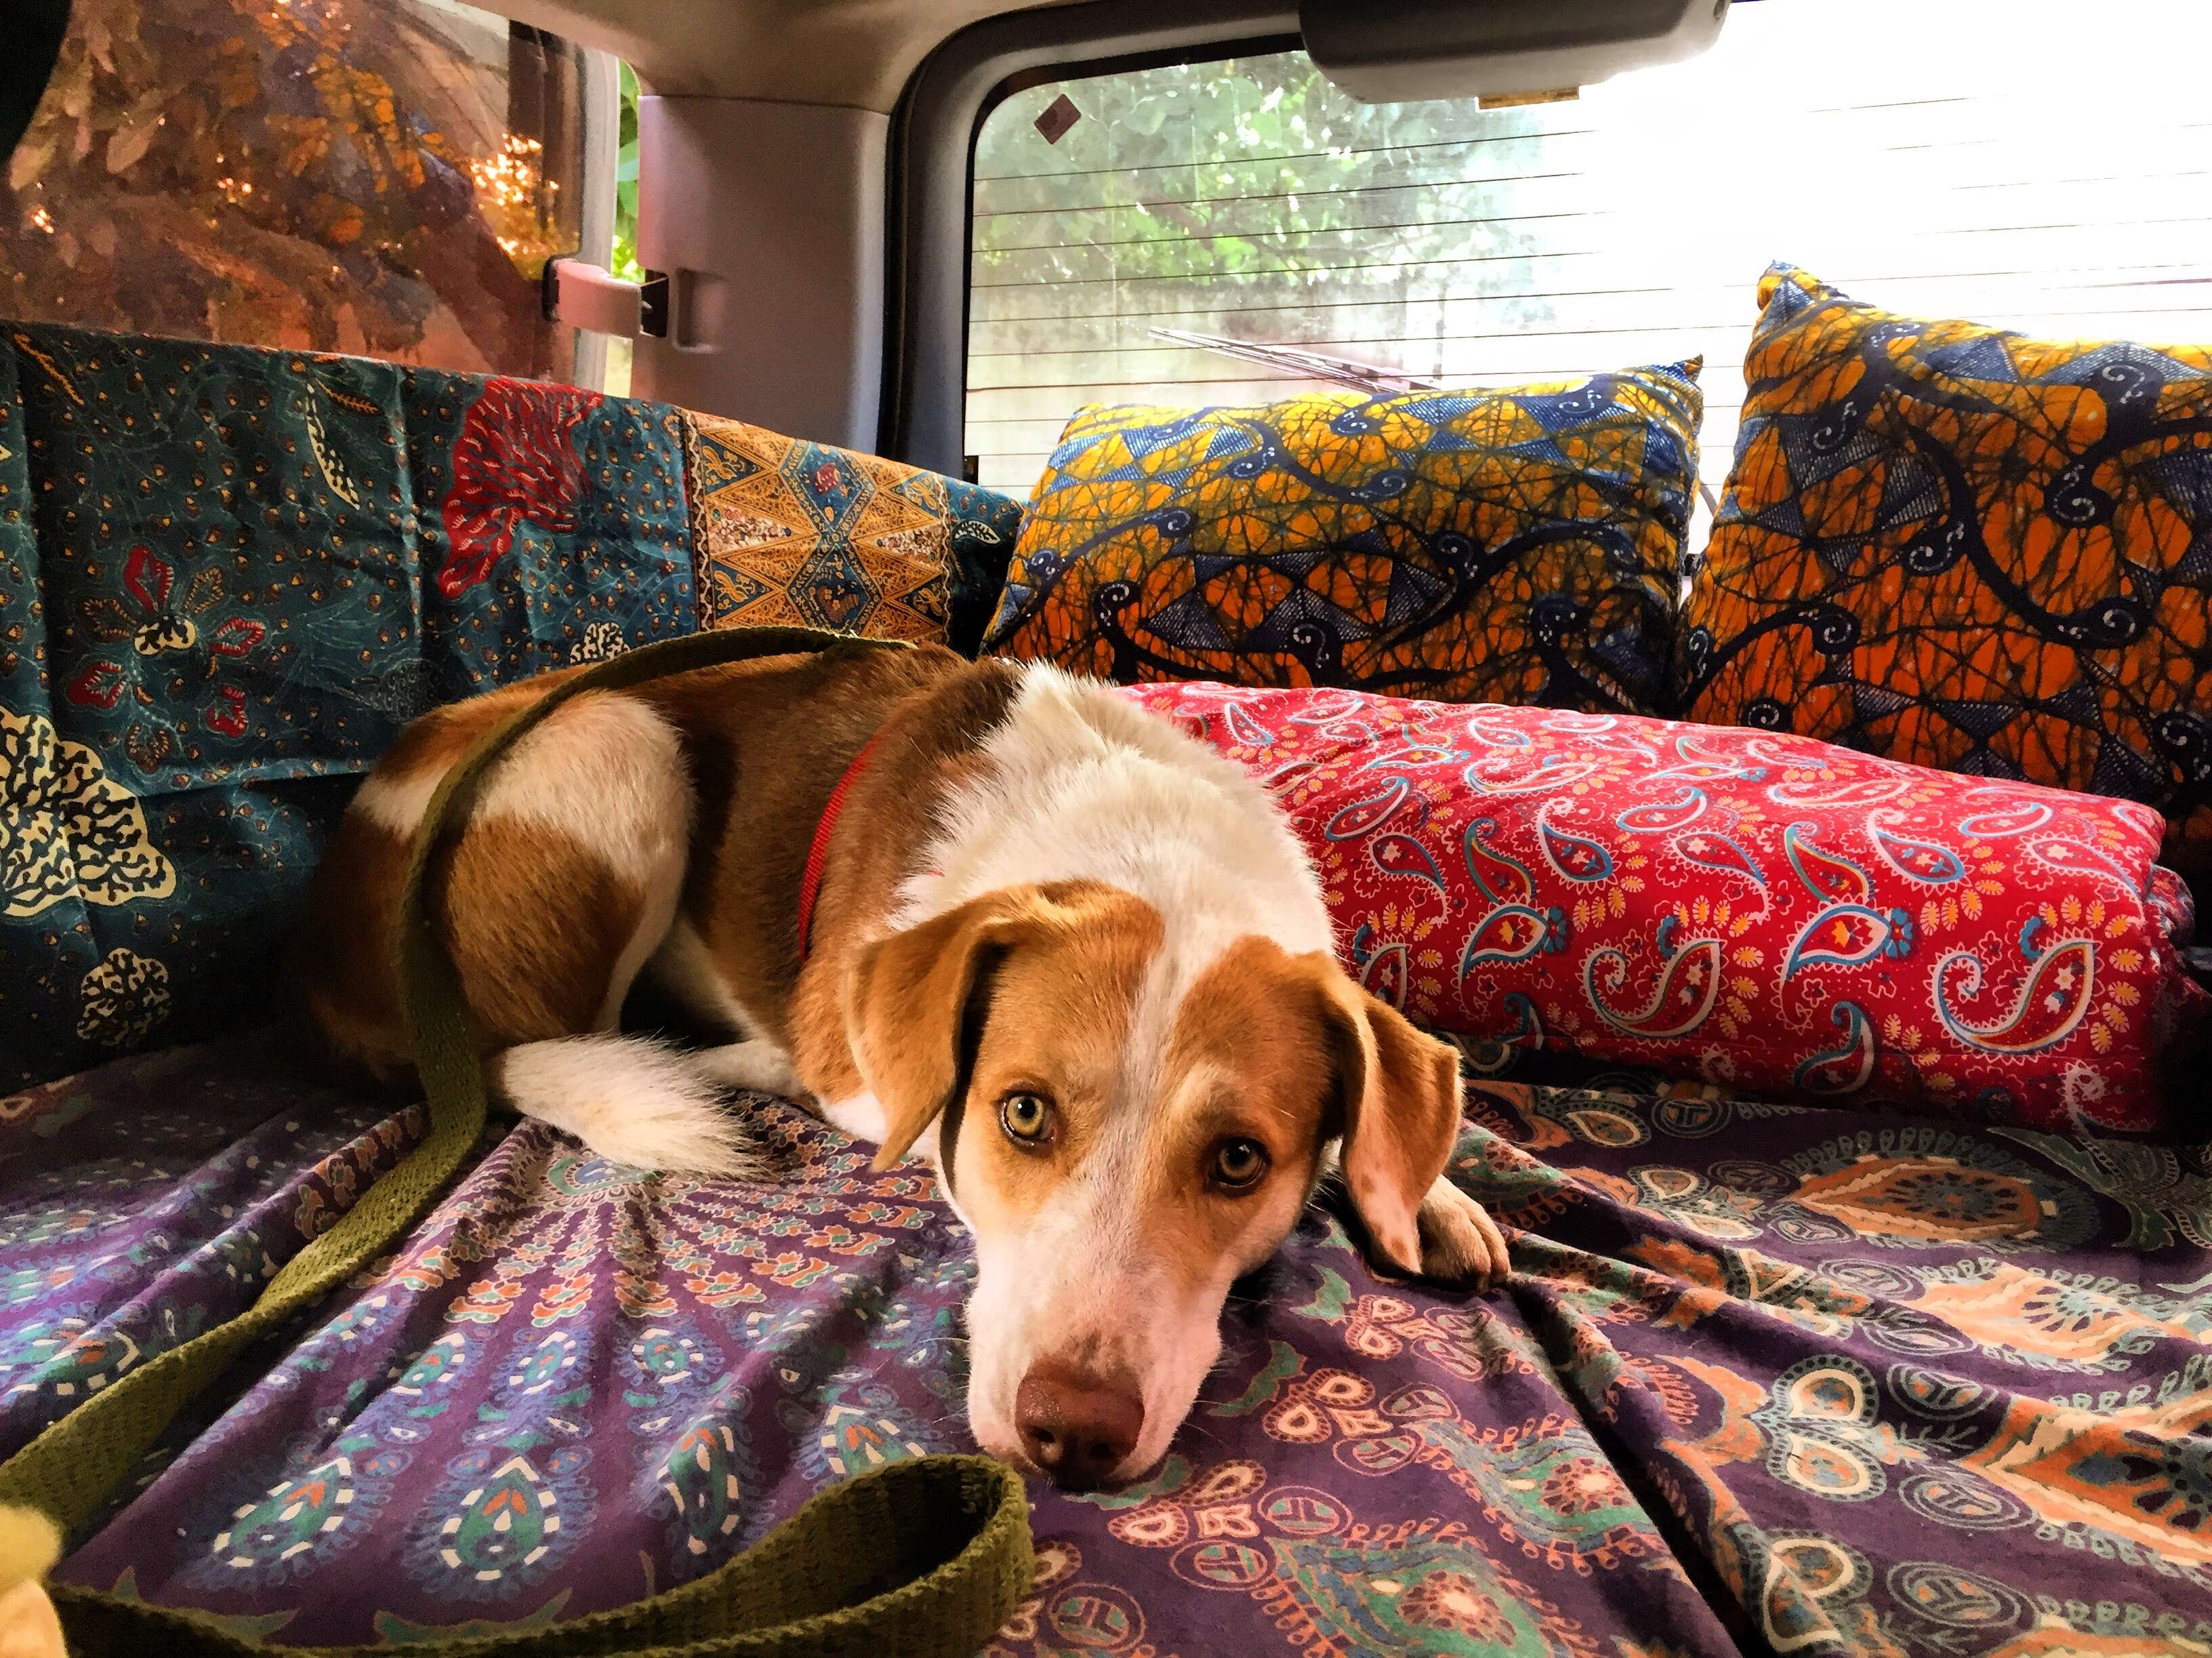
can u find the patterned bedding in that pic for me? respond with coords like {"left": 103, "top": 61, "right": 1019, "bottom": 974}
{"left": 5, "top": 1039, "right": 2209, "bottom": 1654}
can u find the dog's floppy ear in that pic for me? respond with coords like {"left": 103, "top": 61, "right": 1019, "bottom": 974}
{"left": 843, "top": 887, "right": 1049, "bottom": 1171}
{"left": 1313, "top": 965, "right": 1465, "bottom": 1275}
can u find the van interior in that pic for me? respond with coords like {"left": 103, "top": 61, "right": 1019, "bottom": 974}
{"left": 3, "top": 1, "right": 2211, "bottom": 1653}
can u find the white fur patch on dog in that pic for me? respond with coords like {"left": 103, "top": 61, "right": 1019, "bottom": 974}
{"left": 492, "top": 1035, "right": 765, "bottom": 1179}
{"left": 693, "top": 1038, "right": 806, "bottom": 1099}
{"left": 352, "top": 693, "right": 691, "bottom": 869}
{"left": 897, "top": 666, "right": 1332, "bottom": 954}
{"left": 348, "top": 759, "right": 440, "bottom": 836}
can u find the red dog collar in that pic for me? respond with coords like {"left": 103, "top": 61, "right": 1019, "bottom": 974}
{"left": 796, "top": 730, "right": 886, "bottom": 964}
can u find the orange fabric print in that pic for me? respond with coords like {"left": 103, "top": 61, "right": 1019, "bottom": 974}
{"left": 1682, "top": 264, "right": 2212, "bottom": 870}
{"left": 987, "top": 365, "right": 1704, "bottom": 715}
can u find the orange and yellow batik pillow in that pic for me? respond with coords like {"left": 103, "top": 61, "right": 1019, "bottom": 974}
{"left": 983, "top": 365, "right": 1703, "bottom": 714}
{"left": 678, "top": 411, "right": 1020, "bottom": 651}
{"left": 1681, "top": 263, "right": 2212, "bottom": 870}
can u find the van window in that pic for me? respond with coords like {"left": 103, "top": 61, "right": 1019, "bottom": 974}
{"left": 1, "top": 0, "right": 618, "bottom": 384}
{"left": 968, "top": 0, "right": 2212, "bottom": 500}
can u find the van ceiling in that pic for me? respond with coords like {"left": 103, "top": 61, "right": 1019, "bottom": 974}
{"left": 483, "top": 0, "right": 1073, "bottom": 106}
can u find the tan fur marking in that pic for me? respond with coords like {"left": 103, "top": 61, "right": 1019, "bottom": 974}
{"left": 846, "top": 883, "right": 1163, "bottom": 1174}
{"left": 930, "top": 887, "right": 1168, "bottom": 1220}
{"left": 1141, "top": 939, "right": 1344, "bottom": 1272}
{"left": 1309, "top": 962, "right": 1467, "bottom": 1275}
{"left": 781, "top": 655, "right": 1022, "bottom": 1095}
{"left": 298, "top": 811, "right": 653, "bottom": 1075}
{"left": 440, "top": 817, "right": 653, "bottom": 1040}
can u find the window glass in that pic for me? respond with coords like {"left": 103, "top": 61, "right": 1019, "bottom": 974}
{"left": 602, "top": 59, "right": 641, "bottom": 396}
{"left": 1, "top": 0, "right": 617, "bottom": 384}
{"left": 969, "top": 0, "right": 2212, "bottom": 501}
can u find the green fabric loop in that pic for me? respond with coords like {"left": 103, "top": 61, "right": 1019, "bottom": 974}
{"left": 48, "top": 1457, "right": 1029, "bottom": 1658}
{"left": 1, "top": 625, "right": 1033, "bottom": 1656}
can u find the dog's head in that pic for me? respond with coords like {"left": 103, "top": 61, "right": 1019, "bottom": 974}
{"left": 842, "top": 879, "right": 1463, "bottom": 1488}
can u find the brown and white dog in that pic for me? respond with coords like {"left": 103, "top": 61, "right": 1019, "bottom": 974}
{"left": 295, "top": 643, "right": 1508, "bottom": 1489}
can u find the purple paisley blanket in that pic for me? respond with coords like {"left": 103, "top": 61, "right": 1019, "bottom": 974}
{"left": 4, "top": 1040, "right": 2211, "bottom": 1655}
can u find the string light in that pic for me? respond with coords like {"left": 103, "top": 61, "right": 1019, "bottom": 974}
{"left": 468, "top": 134, "right": 546, "bottom": 211}
{"left": 468, "top": 134, "right": 558, "bottom": 270}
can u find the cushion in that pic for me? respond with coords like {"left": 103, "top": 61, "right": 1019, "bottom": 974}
{"left": 983, "top": 364, "right": 1703, "bottom": 713}
{"left": 678, "top": 411, "right": 1021, "bottom": 653}
{"left": 0, "top": 323, "right": 697, "bottom": 1091}
{"left": 1681, "top": 263, "right": 2212, "bottom": 872}
{"left": 1130, "top": 681, "right": 2208, "bottom": 1134}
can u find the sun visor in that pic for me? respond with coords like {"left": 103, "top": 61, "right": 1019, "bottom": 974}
{"left": 1301, "top": 0, "right": 1729, "bottom": 106}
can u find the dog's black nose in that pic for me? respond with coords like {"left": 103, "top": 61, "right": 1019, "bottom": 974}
{"left": 1015, "top": 1364, "right": 1143, "bottom": 1491}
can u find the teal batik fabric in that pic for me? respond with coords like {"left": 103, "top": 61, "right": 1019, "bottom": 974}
{"left": 0, "top": 321, "right": 695, "bottom": 1090}
{"left": 403, "top": 366, "right": 693, "bottom": 687}
{"left": 941, "top": 476, "right": 1025, "bottom": 658}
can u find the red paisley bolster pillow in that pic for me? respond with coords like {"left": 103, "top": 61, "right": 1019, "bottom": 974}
{"left": 1126, "top": 682, "right": 2208, "bottom": 1134}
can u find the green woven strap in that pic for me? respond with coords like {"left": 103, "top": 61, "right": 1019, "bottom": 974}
{"left": 47, "top": 1457, "right": 1027, "bottom": 1658}
{"left": 0, "top": 624, "right": 1033, "bottom": 1656}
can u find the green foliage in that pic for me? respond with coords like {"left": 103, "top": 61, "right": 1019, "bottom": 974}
{"left": 970, "top": 52, "right": 1561, "bottom": 354}
{"left": 612, "top": 61, "right": 641, "bottom": 284}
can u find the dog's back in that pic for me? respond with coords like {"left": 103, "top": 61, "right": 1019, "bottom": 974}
{"left": 290, "top": 641, "right": 975, "bottom": 1172}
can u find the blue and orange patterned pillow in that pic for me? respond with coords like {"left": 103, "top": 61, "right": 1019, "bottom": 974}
{"left": 1682, "top": 264, "right": 2212, "bottom": 871}
{"left": 983, "top": 365, "right": 1702, "bottom": 714}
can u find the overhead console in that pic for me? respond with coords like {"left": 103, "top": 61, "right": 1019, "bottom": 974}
{"left": 1300, "top": 0, "right": 1729, "bottom": 105}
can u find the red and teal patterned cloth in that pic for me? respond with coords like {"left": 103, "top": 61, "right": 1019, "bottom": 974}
{"left": 0, "top": 321, "right": 1022, "bottom": 1093}
{"left": 0, "top": 324, "right": 697, "bottom": 1091}
{"left": 4, "top": 1038, "right": 2209, "bottom": 1653}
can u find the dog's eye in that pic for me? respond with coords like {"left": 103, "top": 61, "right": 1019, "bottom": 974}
{"left": 1210, "top": 1137, "right": 1270, "bottom": 1192}
{"left": 999, "top": 1093, "right": 1054, "bottom": 1146}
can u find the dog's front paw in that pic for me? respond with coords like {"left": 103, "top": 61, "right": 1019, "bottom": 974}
{"left": 1414, "top": 1177, "right": 1511, "bottom": 1289}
